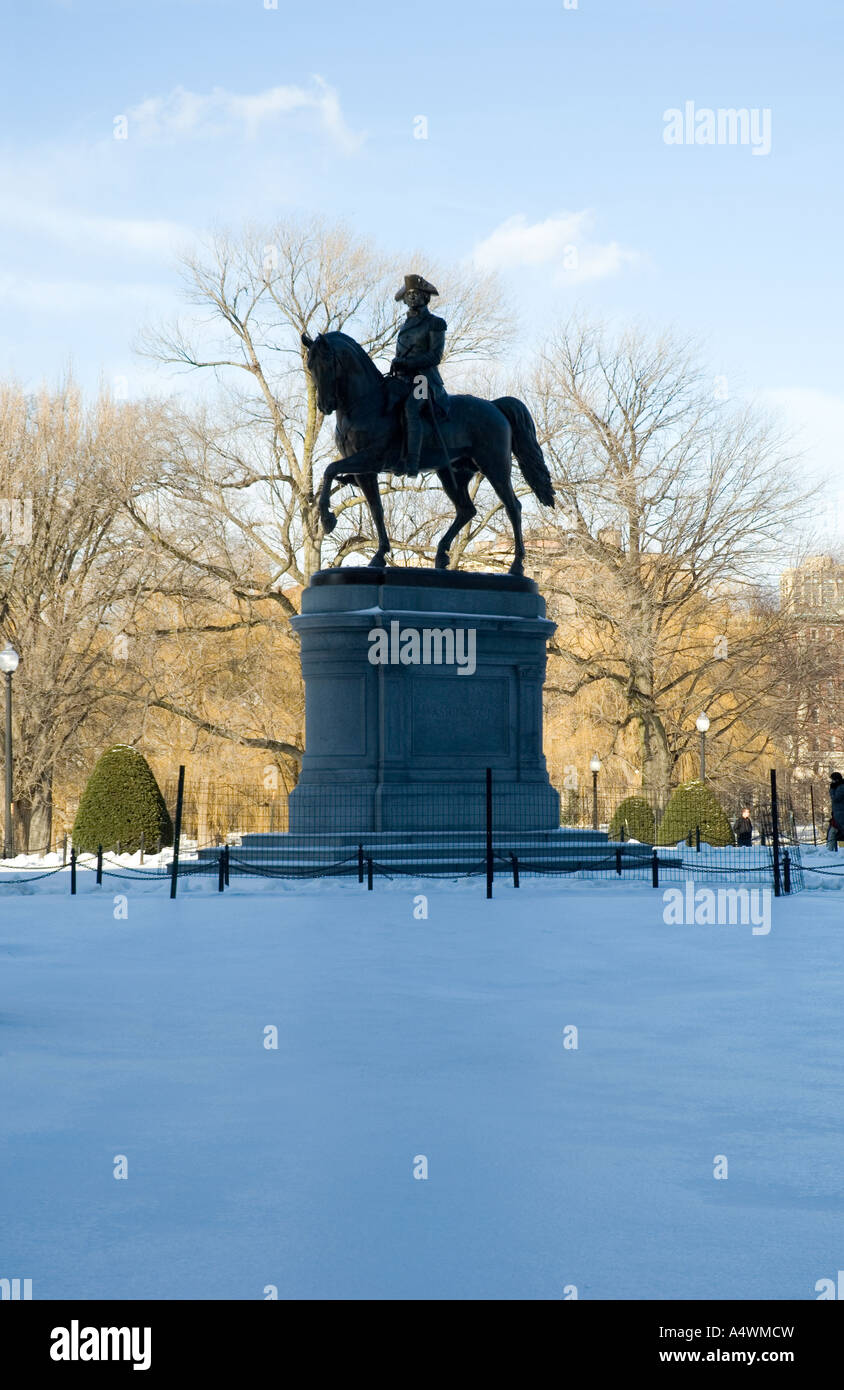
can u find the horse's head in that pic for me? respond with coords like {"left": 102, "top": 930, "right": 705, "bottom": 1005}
{"left": 301, "top": 333, "right": 336, "bottom": 416}
{"left": 302, "top": 330, "right": 384, "bottom": 417}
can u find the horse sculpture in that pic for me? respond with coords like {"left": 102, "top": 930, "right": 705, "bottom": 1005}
{"left": 302, "top": 331, "right": 555, "bottom": 576}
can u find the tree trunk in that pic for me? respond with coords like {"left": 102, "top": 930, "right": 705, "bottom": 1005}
{"left": 640, "top": 710, "right": 672, "bottom": 808}
{"left": 17, "top": 773, "right": 53, "bottom": 854}
{"left": 303, "top": 526, "right": 323, "bottom": 584}
{"left": 12, "top": 800, "right": 30, "bottom": 855}
{"left": 196, "top": 776, "right": 210, "bottom": 847}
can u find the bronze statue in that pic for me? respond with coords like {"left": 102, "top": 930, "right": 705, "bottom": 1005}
{"left": 387, "top": 274, "right": 449, "bottom": 476}
{"left": 302, "top": 273, "right": 555, "bottom": 576}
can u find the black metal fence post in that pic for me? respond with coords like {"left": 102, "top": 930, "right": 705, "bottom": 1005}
{"left": 695, "top": 825, "right": 701, "bottom": 852}
{"left": 70, "top": 847, "right": 76, "bottom": 895}
{"left": 770, "top": 769, "right": 781, "bottom": 898}
{"left": 485, "top": 767, "right": 494, "bottom": 899}
{"left": 96, "top": 846, "right": 103, "bottom": 885}
{"left": 3, "top": 669, "right": 13, "bottom": 860}
{"left": 224, "top": 843, "right": 230, "bottom": 886}
{"left": 218, "top": 850, "right": 225, "bottom": 892}
{"left": 367, "top": 856, "right": 373, "bottom": 891}
{"left": 810, "top": 785, "right": 817, "bottom": 846}
{"left": 358, "top": 843, "right": 364, "bottom": 885}
{"left": 170, "top": 765, "right": 185, "bottom": 901}
{"left": 783, "top": 850, "right": 791, "bottom": 895}
{"left": 615, "top": 847, "right": 622, "bottom": 876}
{"left": 651, "top": 849, "right": 659, "bottom": 888}
{"left": 511, "top": 852, "right": 520, "bottom": 888}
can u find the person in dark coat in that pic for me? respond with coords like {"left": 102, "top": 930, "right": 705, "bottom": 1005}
{"left": 733, "top": 806, "right": 753, "bottom": 846}
{"left": 828, "top": 771, "right": 844, "bottom": 849}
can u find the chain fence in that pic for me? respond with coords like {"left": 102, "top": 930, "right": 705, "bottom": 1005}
{"left": 0, "top": 770, "right": 827, "bottom": 896}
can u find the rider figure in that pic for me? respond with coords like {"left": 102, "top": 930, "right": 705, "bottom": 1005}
{"left": 389, "top": 274, "right": 448, "bottom": 476}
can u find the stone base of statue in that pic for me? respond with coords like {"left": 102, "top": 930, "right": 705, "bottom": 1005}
{"left": 287, "top": 567, "right": 560, "bottom": 832}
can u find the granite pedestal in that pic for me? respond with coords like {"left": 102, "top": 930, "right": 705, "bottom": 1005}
{"left": 288, "top": 568, "right": 560, "bottom": 832}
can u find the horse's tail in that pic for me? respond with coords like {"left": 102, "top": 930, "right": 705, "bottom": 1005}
{"left": 493, "top": 396, "right": 555, "bottom": 507}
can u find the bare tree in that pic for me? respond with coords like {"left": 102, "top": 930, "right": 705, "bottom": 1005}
{"left": 0, "top": 383, "right": 163, "bottom": 849}
{"left": 531, "top": 320, "right": 815, "bottom": 795}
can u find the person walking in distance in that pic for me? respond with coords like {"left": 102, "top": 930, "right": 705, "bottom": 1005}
{"left": 733, "top": 806, "right": 753, "bottom": 847}
{"left": 827, "top": 771, "right": 844, "bottom": 851}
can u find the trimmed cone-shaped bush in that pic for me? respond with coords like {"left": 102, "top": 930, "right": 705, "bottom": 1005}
{"left": 73, "top": 746, "right": 173, "bottom": 853}
{"left": 656, "top": 780, "right": 734, "bottom": 847}
{"left": 608, "top": 795, "right": 656, "bottom": 843}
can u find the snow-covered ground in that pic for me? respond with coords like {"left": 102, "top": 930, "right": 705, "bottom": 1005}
{"left": 0, "top": 864, "right": 842, "bottom": 1299}
{"left": 801, "top": 844, "right": 844, "bottom": 889}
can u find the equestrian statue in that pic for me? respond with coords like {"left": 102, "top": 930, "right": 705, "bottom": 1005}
{"left": 302, "top": 272, "right": 555, "bottom": 576}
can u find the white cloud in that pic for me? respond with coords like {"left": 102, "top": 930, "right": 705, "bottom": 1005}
{"left": 0, "top": 195, "right": 189, "bottom": 259}
{"left": 0, "top": 273, "right": 171, "bottom": 315}
{"left": 126, "top": 76, "right": 364, "bottom": 153}
{"left": 471, "top": 211, "right": 638, "bottom": 285}
{"left": 473, "top": 212, "right": 587, "bottom": 269}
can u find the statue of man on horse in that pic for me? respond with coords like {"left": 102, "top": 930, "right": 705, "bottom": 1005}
{"left": 302, "top": 272, "right": 555, "bottom": 576}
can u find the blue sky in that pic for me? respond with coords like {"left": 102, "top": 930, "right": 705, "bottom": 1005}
{"left": 3, "top": 0, "right": 843, "bottom": 533}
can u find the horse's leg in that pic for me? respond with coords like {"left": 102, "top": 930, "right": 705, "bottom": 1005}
{"left": 434, "top": 464, "right": 477, "bottom": 570}
{"left": 357, "top": 472, "right": 392, "bottom": 567}
{"left": 318, "top": 447, "right": 380, "bottom": 534}
{"left": 480, "top": 445, "right": 525, "bottom": 576}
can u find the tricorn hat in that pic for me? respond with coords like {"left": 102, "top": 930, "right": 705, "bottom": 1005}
{"left": 395, "top": 273, "right": 439, "bottom": 302}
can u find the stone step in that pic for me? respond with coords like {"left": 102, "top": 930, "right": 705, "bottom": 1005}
{"left": 234, "top": 827, "right": 613, "bottom": 850}
{"left": 195, "top": 832, "right": 675, "bottom": 876}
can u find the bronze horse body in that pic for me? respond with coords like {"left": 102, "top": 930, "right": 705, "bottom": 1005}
{"left": 302, "top": 331, "right": 554, "bottom": 575}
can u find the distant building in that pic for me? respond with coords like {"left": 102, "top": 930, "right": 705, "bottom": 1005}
{"left": 780, "top": 555, "right": 844, "bottom": 778}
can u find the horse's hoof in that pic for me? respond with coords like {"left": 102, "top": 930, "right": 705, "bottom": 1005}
{"left": 434, "top": 552, "right": 449, "bottom": 570}
{"left": 509, "top": 560, "right": 524, "bottom": 577}
{"left": 322, "top": 513, "right": 337, "bottom": 534}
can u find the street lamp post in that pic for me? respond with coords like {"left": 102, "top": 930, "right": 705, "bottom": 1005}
{"left": 0, "top": 643, "right": 20, "bottom": 859}
{"left": 590, "top": 754, "right": 602, "bottom": 831}
{"left": 696, "top": 713, "right": 710, "bottom": 783}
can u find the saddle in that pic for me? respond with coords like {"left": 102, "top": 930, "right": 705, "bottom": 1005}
{"left": 385, "top": 371, "right": 457, "bottom": 457}
{"left": 383, "top": 370, "right": 449, "bottom": 418}
{"left": 336, "top": 377, "right": 462, "bottom": 482}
